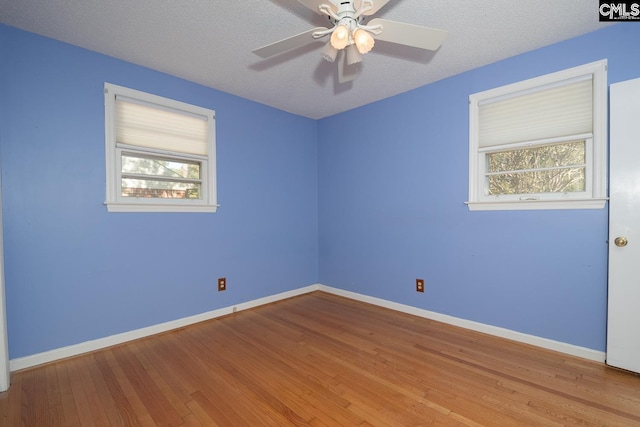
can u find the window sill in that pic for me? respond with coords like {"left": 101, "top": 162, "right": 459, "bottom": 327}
{"left": 465, "top": 198, "right": 607, "bottom": 211}
{"left": 105, "top": 202, "right": 219, "bottom": 213}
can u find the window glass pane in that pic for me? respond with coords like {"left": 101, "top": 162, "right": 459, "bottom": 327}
{"left": 121, "top": 178, "right": 201, "bottom": 199}
{"left": 122, "top": 153, "right": 200, "bottom": 179}
{"left": 487, "top": 168, "right": 585, "bottom": 195}
{"left": 487, "top": 141, "right": 585, "bottom": 173}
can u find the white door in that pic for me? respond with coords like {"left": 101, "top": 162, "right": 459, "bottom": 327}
{"left": 607, "top": 77, "right": 640, "bottom": 374}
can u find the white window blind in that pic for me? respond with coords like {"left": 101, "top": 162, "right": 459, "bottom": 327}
{"left": 115, "top": 96, "right": 209, "bottom": 156}
{"left": 478, "top": 76, "right": 593, "bottom": 148}
{"left": 105, "top": 82, "right": 218, "bottom": 213}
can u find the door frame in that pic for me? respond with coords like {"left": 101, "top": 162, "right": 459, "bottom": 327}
{"left": 0, "top": 170, "right": 9, "bottom": 391}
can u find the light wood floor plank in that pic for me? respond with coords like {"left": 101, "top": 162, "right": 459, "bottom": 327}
{"left": 54, "top": 362, "right": 82, "bottom": 427}
{"left": 44, "top": 364, "right": 65, "bottom": 426}
{"left": 76, "top": 355, "right": 115, "bottom": 426}
{"left": 178, "top": 329, "right": 312, "bottom": 427}
{"left": 92, "top": 351, "right": 143, "bottom": 427}
{"left": 130, "top": 341, "right": 192, "bottom": 419}
{"left": 110, "top": 345, "right": 184, "bottom": 426}
{"left": 2, "top": 291, "right": 640, "bottom": 426}
{"left": 184, "top": 399, "right": 220, "bottom": 427}
{"left": 65, "top": 357, "right": 100, "bottom": 427}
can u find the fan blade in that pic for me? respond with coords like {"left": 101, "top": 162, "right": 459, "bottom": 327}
{"left": 355, "top": 0, "right": 390, "bottom": 16}
{"left": 296, "top": 0, "right": 337, "bottom": 14}
{"left": 338, "top": 51, "right": 360, "bottom": 83}
{"left": 368, "top": 18, "right": 447, "bottom": 51}
{"left": 253, "top": 27, "right": 329, "bottom": 58}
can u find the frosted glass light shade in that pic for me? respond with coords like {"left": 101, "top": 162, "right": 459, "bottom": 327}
{"left": 346, "top": 44, "right": 363, "bottom": 65}
{"left": 330, "top": 25, "right": 349, "bottom": 50}
{"left": 353, "top": 29, "right": 375, "bottom": 54}
{"left": 321, "top": 41, "right": 338, "bottom": 62}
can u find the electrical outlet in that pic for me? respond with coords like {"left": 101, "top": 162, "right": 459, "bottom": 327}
{"left": 218, "top": 277, "right": 226, "bottom": 292}
{"left": 416, "top": 278, "right": 425, "bottom": 293}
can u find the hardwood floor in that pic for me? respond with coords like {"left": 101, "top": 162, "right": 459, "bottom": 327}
{"left": 2, "top": 291, "right": 640, "bottom": 426}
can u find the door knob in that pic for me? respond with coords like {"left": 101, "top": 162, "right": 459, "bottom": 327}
{"left": 614, "top": 237, "right": 628, "bottom": 247}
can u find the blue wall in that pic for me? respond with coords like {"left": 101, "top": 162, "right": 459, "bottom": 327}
{"left": 2, "top": 22, "right": 639, "bottom": 360}
{"left": 0, "top": 24, "right": 319, "bottom": 359}
{"left": 318, "top": 24, "right": 640, "bottom": 352}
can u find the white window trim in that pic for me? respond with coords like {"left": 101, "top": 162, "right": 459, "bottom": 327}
{"left": 104, "top": 83, "right": 218, "bottom": 213}
{"left": 467, "top": 60, "right": 608, "bottom": 211}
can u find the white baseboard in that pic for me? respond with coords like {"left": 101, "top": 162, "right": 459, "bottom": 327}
{"left": 317, "top": 285, "right": 606, "bottom": 363}
{"left": 9, "top": 285, "right": 320, "bottom": 372}
{"left": 10, "top": 283, "right": 605, "bottom": 371}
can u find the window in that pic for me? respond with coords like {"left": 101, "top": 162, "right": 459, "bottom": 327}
{"left": 467, "top": 60, "right": 607, "bottom": 211}
{"left": 104, "top": 83, "right": 217, "bottom": 212}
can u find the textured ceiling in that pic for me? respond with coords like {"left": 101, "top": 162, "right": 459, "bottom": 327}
{"left": 0, "top": 0, "right": 613, "bottom": 119}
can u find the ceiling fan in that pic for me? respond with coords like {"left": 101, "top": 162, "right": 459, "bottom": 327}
{"left": 253, "top": 0, "right": 447, "bottom": 83}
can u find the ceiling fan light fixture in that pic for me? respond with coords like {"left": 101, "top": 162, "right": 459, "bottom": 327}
{"left": 321, "top": 41, "right": 338, "bottom": 62}
{"left": 252, "top": 0, "right": 448, "bottom": 84}
{"left": 330, "top": 24, "right": 350, "bottom": 50}
{"left": 346, "top": 44, "right": 363, "bottom": 65}
{"left": 353, "top": 28, "right": 375, "bottom": 54}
